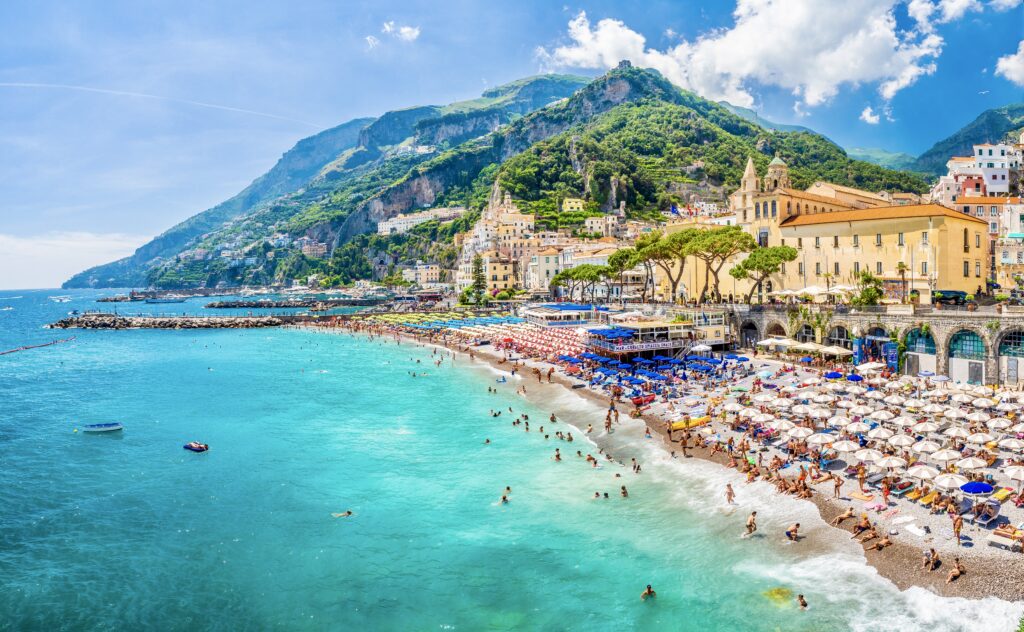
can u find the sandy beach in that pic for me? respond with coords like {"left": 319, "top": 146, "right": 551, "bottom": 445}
{"left": 302, "top": 320, "right": 1024, "bottom": 603}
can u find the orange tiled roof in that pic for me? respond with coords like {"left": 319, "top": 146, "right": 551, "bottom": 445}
{"left": 779, "top": 204, "right": 988, "bottom": 227}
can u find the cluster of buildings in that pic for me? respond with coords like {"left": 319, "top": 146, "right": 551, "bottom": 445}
{"left": 376, "top": 206, "right": 466, "bottom": 235}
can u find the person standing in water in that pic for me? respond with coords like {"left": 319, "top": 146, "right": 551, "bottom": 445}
{"left": 725, "top": 484, "right": 736, "bottom": 505}
{"left": 640, "top": 585, "right": 656, "bottom": 601}
{"left": 745, "top": 511, "right": 757, "bottom": 536}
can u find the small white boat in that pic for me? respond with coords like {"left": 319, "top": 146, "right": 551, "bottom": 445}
{"left": 81, "top": 423, "right": 123, "bottom": 433}
{"left": 49, "top": 295, "right": 72, "bottom": 303}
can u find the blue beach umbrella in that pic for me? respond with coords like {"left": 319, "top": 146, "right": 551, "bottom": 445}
{"left": 846, "top": 375, "right": 864, "bottom": 382}
{"left": 800, "top": 356, "right": 813, "bottom": 363}
{"left": 737, "top": 357, "right": 750, "bottom": 362}
{"left": 825, "top": 371, "right": 843, "bottom": 379}
{"left": 725, "top": 354, "right": 738, "bottom": 360}
{"left": 960, "top": 482, "right": 994, "bottom": 495}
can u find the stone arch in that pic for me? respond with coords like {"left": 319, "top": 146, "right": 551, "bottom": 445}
{"left": 826, "top": 325, "right": 852, "bottom": 349}
{"left": 996, "top": 328, "right": 1024, "bottom": 384}
{"left": 943, "top": 327, "right": 988, "bottom": 359}
{"left": 765, "top": 320, "right": 787, "bottom": 337}
{"left": 903, "top": 326, "right": 937, "bottom": 354}
{"left": 795, "top": 324, "right": 815, "bottom": 342}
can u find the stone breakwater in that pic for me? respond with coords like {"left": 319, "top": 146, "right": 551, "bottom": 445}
{"left": 49, "top": 313, "right": 286, "bottom": 330}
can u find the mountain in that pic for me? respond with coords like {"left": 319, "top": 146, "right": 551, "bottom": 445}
{"left": 912, "top": 103, "right": 1024, "bottom": 175}
{"left": 66, "top": 66, "right": 929, "bottom": 290}
{"left": 718, "top": 102, "right": 815, "bottom": 134}
{"left": 63, "top": 74, "right": 590, "bottom": 289}
{"left": 846, "top": 147, "right": 917, "bottom": 171}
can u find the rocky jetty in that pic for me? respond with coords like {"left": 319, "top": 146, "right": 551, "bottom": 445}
{"left": 49, "top": 313, "right": 286, "bottom": 330}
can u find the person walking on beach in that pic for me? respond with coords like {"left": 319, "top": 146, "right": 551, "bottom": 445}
{"left": 725, "top": 484, "right": 736, "bottom": 505}
{"left": 745, "top": 511, "right": 758, "bottom": 536}
{"left": 952, "top": 514, "right": 963, "bottom": 546}
{"left": 833, "top": 476, "right": 843, "bottom": 499}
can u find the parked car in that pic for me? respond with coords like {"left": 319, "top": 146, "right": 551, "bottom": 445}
{"left": 933, "top": 290, "right": 967, "bottom": 305}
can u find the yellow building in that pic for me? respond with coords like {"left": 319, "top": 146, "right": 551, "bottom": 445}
{"left": 778, "top": 204, "right": 989, "bottom": 298}
{"left": 481, "top": 251, "right": 519, "bottom": 292}
{"left": 562, "top": 198, "right": 585, "bottom": 212}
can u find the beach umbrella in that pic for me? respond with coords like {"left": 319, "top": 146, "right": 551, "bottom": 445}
{"left": 967, "top": 432, "right": 995, "bottom": 444}
{"left": 931, "top": 449, "right": 963, "bottom": 463}
{"left": 846, "top": 385, "right": 867, "bottom": 395}
{"left": 966, "top": 411, "right": 991, "bottom": 423}
{"left": 996, "top": 402, "right": 1019, "bottom": 413}
{"left": 752, "top": 413, "right": 776, "bottom": 424}
{"left": 812, "top": 394, "right": 836, "bottom": 404}
{"left": 846, "top": 375, "right": 864, "bottom": 382}
{"left": 951, "top": 393, "right": 973, "bottom": 404}
{"left": 771, "top": 398, "right": 793, "bottom": 409}
{"left": 847, "top": 421, "right": 872, "bottom": 433}
{"left": 973, "top": 385, "right": 995, "bottom": 397}
{"left": 1003, "top": 465, "right": 1024, "bottom": 481}
{"left": 960, "top": 481, "right": 994, "bottom": 495}
{"left": 987, "top": 417, "right": 1012, "bottom": 428}
{"left": 876, "top": 455, "right": 907, "bottom": 469}
{"left": 854, "top": 448, "right": 883, "bottom": 462}
{"left": 868, "top": 377, "right": 888, "bottom": 386}
{"left": 739, "top": 407, "right": 759, "bottom": 418}
{"left": 903, "top": 398, "right": 926, "bottom": 408}
{"left": 753, "top": 393, "right": 776, "bottom": 403}
{"left": 804, "top": 377, "right": 823, "bottom": 386}
{"left": 906, "top": 464, "right": 940, "bottom": 480}
{"left": 934, "top": 473, "right": 969, "bottom": 490}
{"left": 869, "top": 410, "right": 895, "bottom": 421}
{"left": 889, "top": 416, "right": 917, "bottom": 428}
{"left": 972, "top": 398, "right": 995, "bottom": 409}
{"left": 825, "top": 371, "right": 843, "bottom": 379}
{"left": 807, "top": 408, "right": 830, "bottom": 419}
{"left": 884, "top": 381, "right": 904, "bottom": 391}
{"left": 791, "top": 404, "right": 813, "bottom": 415}
{"left": 769, "top": 420, "right": 795, "bottom": 432}
{"left": 955, "top": 456, "right": 988, "bottom": 470}
{"left": 796, "top": 389, "right": 819, "bottom": 399}
{"left": 998, "top": 437, "right": 1024, "bottom": 451}
{"left": 883, "top": 394, "right": 906, "bottom": 406}
{"left": 888, "top": 434, "right": 916, "bottom": 447}
{"left": 943, "top": 426, "right": 970, "bottom": 438}
{"left": 912, "top": 421, "right": 940, "bottom": 433}
{"left": 832, "top": 440, "right": 860, "bottom": 452}
{"left": 722, "top": 402, "right": 744, "bottom": 412}
{"left": 943, "top": 408, "right": 966, "bottom": 420}
{"left": 912, "top": 440, "right": 941, "bottom": 453}
{"left": 836, "top": 399, "right": 856, "bottom": 409}
{"left": 1012, "top": 423, "right": 1024, "bottom": 433}
{"left": 690, "top": 344, "right": 712, "bottom": 352}
{"left": 788, "top": 426, "right": 814, "bottom": 439}
{"left": 850, "top": 405, "right": 874, "bottom": 416}
{"left": 864, "top": 391, "right": 885, "bottom": 400}
{"left": 922, "top": 403, "right": 945, "bottom": 414}
{"left": 806, "top": 433, "right": 833, "bottom": 445}
{"left": 827, "top": 415, "right": 852, "bottom": 427}
{"left": 867, "top": 427, "right": 894, "bottom": 440}
{"left": 825, "top": 382, "right": 847, "bottom": 392}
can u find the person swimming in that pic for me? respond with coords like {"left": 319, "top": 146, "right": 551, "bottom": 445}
{"left": 621, "top": 485, "right": 629, "bottom": 498}
{"left": 796, "top": 594, "right": 807, "bottom": 610}
{"left": 641, "top": 584, "right": 656, "bottom": 601}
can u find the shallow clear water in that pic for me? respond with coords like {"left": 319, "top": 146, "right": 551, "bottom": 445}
{"left": 1, "top": 290, "right": 1021, "bottom": 631}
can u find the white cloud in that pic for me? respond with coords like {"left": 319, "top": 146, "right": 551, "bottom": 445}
{"left": 995, "top": 40, "right": 1024, "bottom": 86}
{"left": 990, "top": 0, "right": 1022, "bottom": 9}
{"left": 365, "top": 35, "right": 380, "bottom": 50}
{"left": 0, "top": 232, "right": 149, "bottom": 290}
{"left": 860, "top": 106, "right": 881, "bottom": 124}
{"left": 396, "top": 26, "right": 420, "bottom": 42}
{"left": 382, "top": 21, "right": 395, "bottom": 34}
{"left": 538, "top": 3, "right": 951, "bottom": 109}
{"left": 937, "top": 0, "right": 982, "bottom": 21}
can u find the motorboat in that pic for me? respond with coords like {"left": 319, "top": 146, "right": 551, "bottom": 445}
{"left": 145, "top": 297, "right": 186, "bottom": 304}
{"left": 183, "top": 442, "right": 209, "bottom": 452}
{"left": 81, "top": 423, "right": 123, "bottom": 433}
{"left": 49, "top": 295, "right": 72, "bottom": 303}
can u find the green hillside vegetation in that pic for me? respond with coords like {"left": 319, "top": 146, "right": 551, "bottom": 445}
{"left": 913, "top": 103, "right": 1024, "bottom": 175}
{"left": 847, "top": 147, "right": 917, "bottom": 171}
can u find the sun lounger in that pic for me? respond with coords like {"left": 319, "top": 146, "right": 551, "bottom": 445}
{"left": 905, "top": 487, "right": 925, "bottom": 501}
{"left": 987, "top": 533, "right": 1021, "bottom": 551}
{"left": 952, "top": 498, "right": 973, "bottom": 515}
{"left": 991, "top": 487, "right": 1015, "bottom": 503}
{"left": 891, "top": 483, "right": 915, "bottom": 497}
{"left": 918, "top": 491, "right": 939, "bottom": 507}
{"left": 849, "top": 491, "right": 874, "bottom": 502}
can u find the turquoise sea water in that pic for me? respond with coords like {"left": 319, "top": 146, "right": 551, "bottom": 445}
{"left": 1, "top": 290, "right": 1022, "bottom": 631}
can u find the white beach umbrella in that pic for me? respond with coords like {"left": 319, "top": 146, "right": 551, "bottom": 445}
{"left": 781, "top": 385, "right": 801, "bottom": 393}
{"left": 869, "top": 410, "right": 895, "bottom": 421}
{"left": 796, "top": 390, "right": 819, "bottom": 400}
{"left": 922, "top": 403, "right": 945, "bottom": 414}
{"left": 966, "top": 411, "right": 991, "bottom": 423}
{"left": 807, "top": 408, "right": 831, "bottom": 419}
{"left": 828, "top": 415, "right": 852, "bottom": 427}
{"left": 955, "top": 456, "right": 988, "bottom": 470}
{"left": 883, "top": 394, "right": 905, "bottom": 406}
{"left": 771, "top": 398, "right": 794, "bottom": 409}
{"left": 788, "top": 426, "right": 814, "bottom": 439}
{"left": 903, "top": 398, "right": 927, "bottom": 409}
{"left": 769, "top": 419, "right": 795, "bottom": 431}
{"left": 888, "top": 434, "right": 916, "bottom": 447}
{"left": 690, "top": 344, "right": 712, "bottom": 352}
{"left": 924, "top": 390, "right": 947, "bottom": 399}
{"left": 951, "top": 393, "right": 973, "bottom": 404}
{"left": 912, "top": 421, "right": 940, "bottom": 434}
{"left": 995, "top": 402, "right": 1019, "bottom": 412}
{"left": 912, "top": 440, "right": 941, "bottom": 453}
{"left": 791, "top": 404, "right": 813, "bottom": 415}
{"left": 836, "top": 399, "right": 857, "bottom": 409}
{"left": 739, "top": 407, "right": 759, "bottom": 418}
{"left": 803, "top": 377, "right": 822, "bottom": 386}
{"left": 931, "top": 449, "right": 963, "bottom": 463}
{"left": 876, "top": 455, "right": 907, "bottom": 469}
{"left": 967, "top": 432, "right": 995, "bottom": 444}
{"left": 832, "top": 440, "right": 860, "bottom": 452}
{"left": 850, "top": 405, "right": 874, "bottom": 416}
{"left": 867, "top": 427, "right": 894, "bottom": 440}
{"left": 722, "top": 402, "right": 744, "bottom": 412}
{"left": 864, "top": 391, "right": 885, "bottom": 400}
{"left": 943, "top": 426, "right": 970, "bottom": 438}
{"left": 846, "top": 386, "right": 867, "bottom": 395}
{"left": 812, "top": 394, "right": 836, "bottom": 404}
{"left": 988, "top": 418, "right": 1012, "bottom": 430}
{"left": 972, "top": 398, "right": 995, "bottom": 409}
{"left": 973, "top": 385, "right": 994, "bottom": 397}
{"left": 752, "top": 413, "right": 776, "bottom": 423}
{"left": 1012, "top": 423, "right": 1024, "bottom": 434}
{"left": 943, "top": 409, "right": 967, "bottom": 420}
{"left": 868, "top": 377, "right": 888, "bottom": 386}
{"left": 906, "top": 464, "right": 940, "bottom": 480}
{"left": 998, "top": 437, "right": 1024, "bottom": 451}
{"left": 826, "top": 382, "right": 847, "bottom": 392}
{"left": 890, "top": 416, "right": 918, "bottom": 428}
{"left": 847, "top": 421, "right": 872, "bottom": 433}
{"left": 884, "top": 381, "right": 904, "bottom": 391}
{"left": 934, "top": 473, "right": 969, "bottom": 490}
{"left": 753, "top": 393, "right": 776, "bottom": 403}
{"left": 1003, "top": 465, "right": 1024, "bottom": 481}
{"left": 806, "top": 433, "right": 834, "bottom": 445}
{"left": 854, "top": 448, "right": 883, "bottom": 462}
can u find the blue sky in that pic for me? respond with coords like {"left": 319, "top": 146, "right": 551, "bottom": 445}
{"left": 0, "top": 0, "right": 1022, "bottom": 288}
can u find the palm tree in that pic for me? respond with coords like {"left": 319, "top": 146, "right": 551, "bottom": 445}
{"left": 896, "top": 261, "right": 908, "bottom": 302}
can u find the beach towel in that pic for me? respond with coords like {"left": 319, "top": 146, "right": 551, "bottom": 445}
{"left": 893, "top": 516, "right": 915, "bottom": 525}
{"left": 849, "top": 491, "right": 874, "bottom": 502}
{"left": 905, "top": 524, "right": 927, "bottom": 536}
